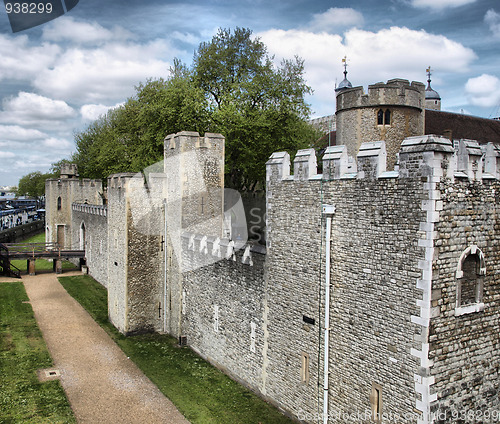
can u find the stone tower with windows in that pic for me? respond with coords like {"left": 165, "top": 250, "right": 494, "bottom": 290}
{"left": 45, "top": 165, "right": 103, "bottom": 249}
{"left": 336, "top": 78, "right": 425, "bottom": 170}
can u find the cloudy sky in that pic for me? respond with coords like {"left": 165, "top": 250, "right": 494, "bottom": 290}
{"left": 0, "top": 0, "right": 499, "bottom": 186}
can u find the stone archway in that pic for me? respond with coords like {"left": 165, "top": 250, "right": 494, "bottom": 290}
{"left": 80, "top": 222, "right": 86, "bottom": 251}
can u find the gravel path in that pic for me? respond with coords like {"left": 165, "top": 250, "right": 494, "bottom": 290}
{"left": 22, "top": 271, "right": 190, "bottom": 424}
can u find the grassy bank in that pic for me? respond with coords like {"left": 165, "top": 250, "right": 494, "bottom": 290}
{"left": 59, "top": 275, "right": 295, "bottom": 424}
{"left": 0, "top": 282, "right": 76, "bottom": 423}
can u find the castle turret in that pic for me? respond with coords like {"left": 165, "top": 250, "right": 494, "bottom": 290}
{"left": 425, "top": 66, "right": 441, "bottom": 111}
{"left": 335, "top": 56, "right": 352, "bottom": 94}
{"left": 336, "top": 78, "right": 425, "bottom": 170}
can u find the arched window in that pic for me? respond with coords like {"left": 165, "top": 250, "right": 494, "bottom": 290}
{"left": 460, "top": 254, "right": 479, "bottom": 305}
{"left": 377, "top": 109, "right": 384, "bottom": 125}
{"left": 377, "top": 109, "right": 391, "bottom": 126}
{"left": 384, "top": 109, "right": 391, "bottom": 125}
{"left": 80, "top": 222, "right": 86, "bottom": 250}
{"left": 57, "top": 196, "right": 62, "bottom": 210}
{"left": 455, "top": 245, "right": 486, "bottom": 315}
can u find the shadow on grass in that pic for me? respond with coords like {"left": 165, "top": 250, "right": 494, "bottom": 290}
{"left": 59, "top": 275, "right": 296, "bottom": 424}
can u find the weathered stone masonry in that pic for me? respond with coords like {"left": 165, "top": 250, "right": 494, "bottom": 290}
{"left": 45, "top": 128, "right": 500, "bottom": 421}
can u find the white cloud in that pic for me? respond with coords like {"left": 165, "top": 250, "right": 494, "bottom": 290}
{"left": 80, "top": 102, "right": 124, "bottom": 121}
{"left": 42, "top": 17, "right": 134, "bottom": 45}
{"left": 409, "top": 0, "right": 477, "bottom": 10}
{"left": 344, "top": 27, "right": 475, "bottom": 78}
{"left": 0, "top": 125, "right": 46, "bottom": 141}
{"left": 0, "top": 151, "right": 16, "bottom": 159}
{"left": 0, "top": 92, "right": 76, "bottom": 129}
{"left": 33, "top": 40, "right": 174, "bottom": 103}
{"left": 465, "top": 74, "right": 500, "bottom": 108}
{"left": 309, "top": 8, "right": 364, "bottom": 32}
{"left": 40, "top": 137, "right": 73, "bottom": 151}
{"left": 485, "top": 9, "right": 500, "bottom": 38}
{"left": 259, "top": 27, "right": 476, "bottom": 117}
{"left": 171, "top": 31, "right": 202, "bottom": 45}
{"left": 0, "top": 34, "right": 60, "bottom": 82}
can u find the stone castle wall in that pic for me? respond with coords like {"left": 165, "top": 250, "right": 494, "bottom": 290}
{"left": 263, "top": 136, "right": 500, "bottom": 422}
{"left": 180, "top": 235, "right": 266, "bottom": 394}
{"left": 429, "top": 177, "right": 500, "bottom": 419}
{"left": 71, "top": 204, "right": 108, "bottom": 286}
{"left": 45, "top": 128, "right": 500, "bottom": 423}
{"left": 265, "top": 147, "right": 426, "bottom": 422}
{"left": 106, "top": 174, "right": 134, "bottom": 333}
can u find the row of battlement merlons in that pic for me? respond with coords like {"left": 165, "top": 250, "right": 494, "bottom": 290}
{"left": 267, "top": 135, "right": 500, "bottom": 182}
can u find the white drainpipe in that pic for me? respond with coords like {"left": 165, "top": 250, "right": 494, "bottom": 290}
{"left": 163, "top": 199, "right": 168, "bottom": 333}
{"left": 322, "top": 204, "right": 335, "bottom": 424}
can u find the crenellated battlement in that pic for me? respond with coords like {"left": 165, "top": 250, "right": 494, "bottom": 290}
{"left": 336, "top": 79, "right": 425, "bottom": 112}
{"left": 72, "top": 203, "right": 107, "bottom": 217}
{"left": 267, "top": 136, "right": 500, "bottom": 183}
{"left": 164, "top": 131, "right": 225, "bottom": 154}
{"left": 107, "top": 173, "right": 136, "bottom": 189}
{"left": 60, "top": 163, "right": 78, "bottom": 178}
{"left": 335, "top": 79, "right": 426, "bottom": 171}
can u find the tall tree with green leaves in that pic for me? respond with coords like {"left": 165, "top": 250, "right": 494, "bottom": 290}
{"left": 71, "top": 64, "right": 209, "bottom": 181}
{"left": 70, "top": 27, "right": 318, "bottom": 189}
{"left": 194, "top": 27, "right": 317, "bottom": 190}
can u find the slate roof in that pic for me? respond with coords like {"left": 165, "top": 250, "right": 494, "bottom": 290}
{"left": 425, "top": 109, "right": 500, "bottom": 144}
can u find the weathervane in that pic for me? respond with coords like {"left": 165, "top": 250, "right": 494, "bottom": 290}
{"left": 426, "top": 66, "right": 432, "bottom": 84}
{"left": 342, "top": 56, "right": 348, "bottom": 79}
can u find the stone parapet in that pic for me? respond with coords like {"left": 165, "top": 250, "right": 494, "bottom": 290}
{"left": 322, "top": 145, "right": 349, "bottom": 180}
{"left": 456, "top": 139, "right": 483, "bottom": 180}
{"left": 356, "top": 141, "right": 387, "bottom": 179}
{"left": 336, "top": 79, "right": 425, "bottom": 112}
{"left": 293, "top": 148, "right": 318, "bottom": 180}
{"left": 267, "top": 136, "right": 500, "bottom": 183}
{"left": 72, "top": 203, "right": 107, "bottom": 217}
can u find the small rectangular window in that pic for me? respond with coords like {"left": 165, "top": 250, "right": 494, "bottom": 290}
{"left": 370, "top": 383, "right": 383, "bottom": 423}
{"left": 301, "top": 353, "right": 310, "bottom": 384}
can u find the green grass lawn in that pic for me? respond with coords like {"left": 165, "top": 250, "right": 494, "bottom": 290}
{"left": 59, "top": 275, "right": 295, "bottom": 424}
{"left": 0, "top": 282, "right": 76, "bottom": 423}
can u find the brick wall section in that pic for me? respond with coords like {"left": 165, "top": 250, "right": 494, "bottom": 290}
{"left": 430, "top": 178, "right": 500, "bottom": 419}
{"left": 107, "top": 174, "right": 134, "bottom": 333}
{"left": 180, "top": 238, "right": 266, "bottom": 394}
{"left": 126, "top": 175, "right": 164, "bottom": 334}
{"left": 71, "top": 204, "right": 108, "bottom": 286}
{"left": 265, "top": 158, "right": 425, "bottom": 421}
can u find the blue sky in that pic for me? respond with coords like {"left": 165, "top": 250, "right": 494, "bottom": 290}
{"left": 0, "top": 0, "right": 499, "bottom": 186}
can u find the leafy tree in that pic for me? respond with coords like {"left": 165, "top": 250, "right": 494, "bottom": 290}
{"left": 17, "top": 171, "right": 52, "bottom": 201}
{"left": 193, "top": 27, "right": 317, "bottom": 190}
{"left": 71, "top": 27, "right": 318, "bottom": 190}
{"left": 71, "top": 66, "right": 208, "bottom": 181}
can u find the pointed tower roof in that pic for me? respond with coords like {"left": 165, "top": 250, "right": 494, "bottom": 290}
{"left": 425, "top": 66, "right": 441, "bottom": 100}
{"left": 335, "top": 56, "right": 352, "bottom": 93}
